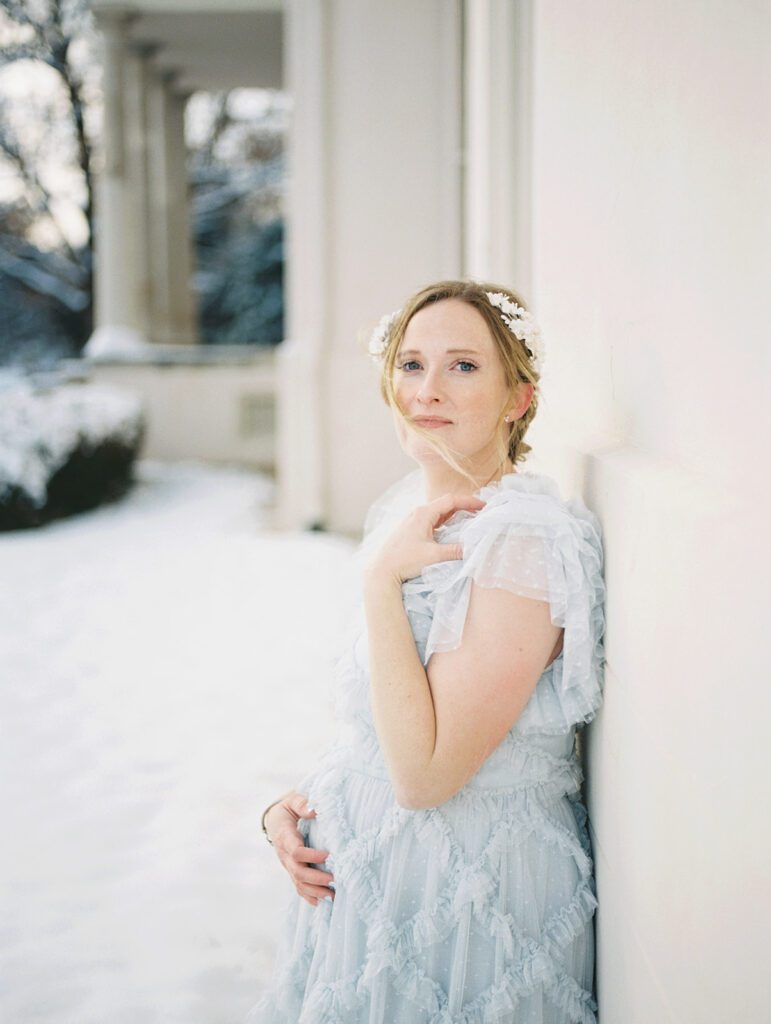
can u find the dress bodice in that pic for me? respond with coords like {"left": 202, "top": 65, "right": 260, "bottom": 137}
{"left": 315, "top": 469, "right": 606, "bottom": 807}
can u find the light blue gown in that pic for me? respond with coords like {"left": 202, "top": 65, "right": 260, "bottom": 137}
{"left": 247, "top": 469, "right": 606, "bottom": 1024}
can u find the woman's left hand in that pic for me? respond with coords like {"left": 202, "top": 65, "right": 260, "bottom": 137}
{"left": 365, "top": 493, "right": 486, "bottom": 586}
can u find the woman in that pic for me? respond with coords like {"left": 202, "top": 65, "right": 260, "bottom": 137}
{"left": 248, "top": 280, "right": 606, "bottom": 1023}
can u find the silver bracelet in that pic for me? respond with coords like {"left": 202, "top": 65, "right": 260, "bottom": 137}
{"left": 260, "top": 798, "right": 284, "bottom": 846}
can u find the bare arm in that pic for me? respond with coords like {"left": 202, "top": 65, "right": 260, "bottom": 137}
{"left": 364, "top": 569, "right": 561, "bottom": 810}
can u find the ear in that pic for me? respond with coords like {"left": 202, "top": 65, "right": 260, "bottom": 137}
{"left": 504, "top": 382, "right": 535, "bottom": 422}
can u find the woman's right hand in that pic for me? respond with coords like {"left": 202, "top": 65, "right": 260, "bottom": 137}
{"left": 264, "top": 791, "right": 336, "bottom": 907}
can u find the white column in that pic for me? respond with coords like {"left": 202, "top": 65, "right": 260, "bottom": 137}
{"left": 165, "top": 88, "right": 197, "bottom": 346}
{"left": 276, "top": 0, "right": 327, "bottom": 528}
{"left": 146, "top": 70, "right": 197, "bottom": 346}
{"left": 463, "top": 0, "right": 534, "bottom": 295}
{"left": 279, "top": 0, "right": 463, "bottom": 533}
{"left": 123, "top": 43, "right": 154, "bottom": 340}
{"left": 90, "top": 8, "right": 149, "bottom": 351}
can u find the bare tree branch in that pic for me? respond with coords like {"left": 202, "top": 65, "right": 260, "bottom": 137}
{"left": 0, "top": 242, "right": 89, "bottom": 312}
{"left": 0, "top": 0, "right": 94, "bottom": 247}
{"left": 0, "top": 105, "right": 82, "bottom": 265}
{"left": 0, "top": 0, "right": 96, "bottom": 339}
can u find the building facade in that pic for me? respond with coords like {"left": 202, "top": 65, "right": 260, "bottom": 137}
{"left": 90, "top": 3, "right": 769, "bottom": 1021}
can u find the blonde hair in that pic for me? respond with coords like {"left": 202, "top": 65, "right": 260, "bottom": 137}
{"left": 378, "top": 279, "right": 540, "bottom": 486}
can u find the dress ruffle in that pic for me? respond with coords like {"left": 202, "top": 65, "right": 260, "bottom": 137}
{"left": 401, "top": 472, "right": 606, "bottom": 735}
{"left": 251, "top": 760, "right": 599, "bottom": 1024}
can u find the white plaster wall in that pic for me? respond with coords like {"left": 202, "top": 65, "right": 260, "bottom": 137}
{"left": 324, "top": 0, "right": 463, "bottom": 533}
{"left": 281, "top": 0, "right": 463, "bottom": 533}
{"left": 528, "top": 2, "right": 770, "bottom": 1020}
{"left": 80, "top": 354, "right": 277, "bottom": 469}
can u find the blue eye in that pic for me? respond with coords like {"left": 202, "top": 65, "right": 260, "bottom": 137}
{"left": 396, "top": 359, "right": 478, "bottom": 373}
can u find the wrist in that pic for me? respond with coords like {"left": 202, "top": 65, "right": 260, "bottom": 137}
{"left": 363, "top": 560, "right": 403, "bottom": 594}
{"left": 261, "top": 798, "right": 287, "bottom": 845}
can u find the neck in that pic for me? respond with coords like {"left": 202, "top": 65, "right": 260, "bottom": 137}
{"left": 420, "top": 457, "right": 516, "bottom": 503}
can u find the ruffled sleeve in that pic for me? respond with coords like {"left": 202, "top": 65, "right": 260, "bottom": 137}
{"left": 400, "top": 473, "right": 607, "bottom": 735}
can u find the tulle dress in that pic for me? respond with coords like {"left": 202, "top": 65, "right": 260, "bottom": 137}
{"left": 247, "top": 468, "right": 606, "bottom": 1024}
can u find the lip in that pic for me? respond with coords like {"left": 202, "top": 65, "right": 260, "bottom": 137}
{"left": 411, "top": 416, "right": 453, "bottom": 427}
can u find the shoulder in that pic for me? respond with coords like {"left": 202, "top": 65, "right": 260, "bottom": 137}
{"left": 440, "top": 471, "right": 605, "bottom": 610}
{"left": 453, "top": 471, "right": 602, "bottom": 553}
{"left": 413, "top": 472, "right": 606, "bottom": 729}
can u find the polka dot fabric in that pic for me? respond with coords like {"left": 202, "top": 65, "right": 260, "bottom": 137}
{"left": 247, "top": 471, "right": 607, "bottom": 1024}
{"left": 403, "top": 472, "right": 606, "bottom": 735}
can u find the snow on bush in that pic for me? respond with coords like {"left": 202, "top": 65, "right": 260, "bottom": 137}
{"left": 0, "top": 377, "right": 145, "bottom": 529}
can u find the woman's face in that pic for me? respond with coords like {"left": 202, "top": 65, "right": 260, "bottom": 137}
{"left": 391, "top": 298, "right": 519, "bottom": 472}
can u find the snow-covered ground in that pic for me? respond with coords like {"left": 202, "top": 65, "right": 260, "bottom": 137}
{"left": 0, "top": 461, "right": 359, "bottom": 1024}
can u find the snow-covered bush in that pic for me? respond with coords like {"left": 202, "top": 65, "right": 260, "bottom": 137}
{"left": 0, "top": 377, "right": 145, "bottom": 530}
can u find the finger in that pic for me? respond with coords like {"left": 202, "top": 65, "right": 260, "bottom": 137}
{"left": 298, "top": 889, "right": 321, "bottom": 907}
{"left": 298, "top": 793, "right": 314, "bottom": 810}
{"left": 299, "top": 882, "right": 335, "bottom": 903}
{"left": 295, "top": 864, "right": 335, "bottom": 886}
{"left": 290, "top": 842, "right": 331, "bottom": 864}
{"left": 431, "top": 492, "right": 485, "bottom": 510}
{"left": 432, "top": 506, "right": 482, "bottom": 531}
{"left": 289, "top": 794, "right": 317, "bottom": 818}
{"left": 300, "top": 879, "right": 335, "bottom": 898}
{"left": 286, "top": 793, "right": 309, "bottom": 815}
{"left": 426, "top": 492, "right": 465, "bottom": 516}
{"left": 428, "top": 541, "right": 464, "bottom": 563}
{"left": 428, "top": 494, "right": 485, "bottom": 528}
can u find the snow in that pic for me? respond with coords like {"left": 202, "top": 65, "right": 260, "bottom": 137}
{"left": 0, "top": 460, "right": 358, "bottom": 1023}
{"left": 0, "top": 379, "right": 144, "bottom": 505}
{"left": 82, "top": 326, "right": 153, "bottom": 360}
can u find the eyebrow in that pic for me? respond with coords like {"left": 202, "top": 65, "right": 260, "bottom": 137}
{"left": 397, "top": 348, "right": 482, "bottom": 358}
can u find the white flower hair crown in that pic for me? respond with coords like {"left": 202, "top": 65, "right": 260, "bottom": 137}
{"left": 485, "top": 291, "right": 544, "bottom": 374}
{"left": 368, "top": 291, "right": 544, "bottom": 374}
{"left": 367, "top": 308, "right": 402, "bottom": 361}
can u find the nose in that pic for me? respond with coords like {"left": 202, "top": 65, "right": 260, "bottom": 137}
{"left": 415, "top": 366, "right": 445, "bottom": 406}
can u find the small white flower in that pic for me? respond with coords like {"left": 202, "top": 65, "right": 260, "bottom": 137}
{"left": 485, "top": 291, "right": 545, "bottom": 374}
{"left": 368, "top": 308, "right": 402, "bottom": 362}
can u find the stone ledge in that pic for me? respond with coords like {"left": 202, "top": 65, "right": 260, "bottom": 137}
{"left": 64, "top": 344, "right": 278, "bottom": 369}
